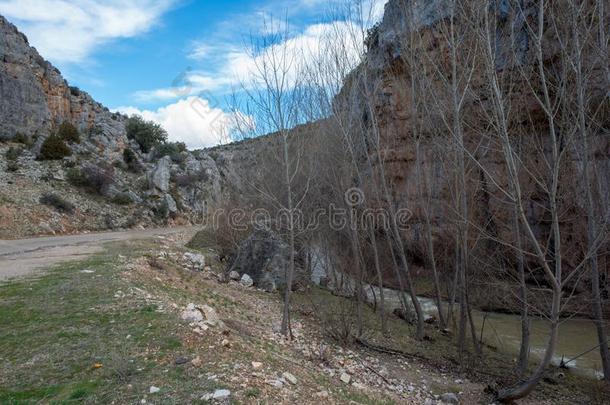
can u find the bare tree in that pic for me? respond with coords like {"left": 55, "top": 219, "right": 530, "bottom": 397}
{"left": 232, "top": 18, "right": 312, "bottom": 338}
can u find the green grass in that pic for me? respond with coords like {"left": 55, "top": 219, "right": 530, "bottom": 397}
{"left": 0, "top": 242, "right": 218, "bottom": 404}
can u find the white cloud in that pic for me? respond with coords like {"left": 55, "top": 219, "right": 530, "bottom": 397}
{"left": 0, "top": 0, "right": 176, "bottom": 63}
{"left": 132, "top": 71, "right": 232, "bottom": 103}
{"left": 137, "top": 18, "right": 369, "bottom": 103}
{"left": 115, "top": 96, "right": 238, "bottom": 149}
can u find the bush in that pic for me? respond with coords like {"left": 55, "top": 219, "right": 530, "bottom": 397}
{"left": 39, "top": 134, "right": 71, "bottom": 160}
{"left": 174, "top": 170, "right": 208, "bottom": 187}
{"left": 69, "top": 86, "right": 81, "bottom": 97}
{"left": 154, "top": 142, "right": 187, "bottom": 162}
{"left": 111, "top": 192, "right": 134, "bottom": 205}
{"left": 58, "top": 121, "right": 80, "bottom": 144}
{"left": 67, "top": 163, "right": 115, "bottom": 194}
{"left": 6, "top": 162, "right": 19, "bottom": 172}
{"left": 13, "top": 133, "right": 30, "bottom": 145}
{"left": 39, "top": 193, "right": 75, "bottom": 214}
{"left": 126, "top": 116, "right": 167, "bottom": 153}
{"left": 5, "top": 146, "right": 22, "bottom": 161}
{"left": 122, "top": 148, "right": 142, "bottom": 173}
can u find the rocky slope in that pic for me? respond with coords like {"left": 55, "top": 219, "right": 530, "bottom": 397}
{"left": 0, "top": 14, "right": 249, "bottom": 238}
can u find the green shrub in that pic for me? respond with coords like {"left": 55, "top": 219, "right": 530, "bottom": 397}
{"left": 39, "top": 135, "right": 71, "bottom": 160}
{"left": 40, "top": 193, "right": 75, "bottom": 214}
{"left": 5, "top": 146, "right": 22, "bottom": 161}
{"left": 67, "top": 163, "right": 114, "bottom": 194}
{"left": 122, "top": 148, "right": 142, "bottom": 173}
{"left": 125, "top": 116, "right": 167, "bottom": 153}
{"left": 154, "top": 142, "right": 186, "bottom": 162}
{"left": 58, "top": 121, "right": 80, "bottom": 144}
{"left": 13, "top": 133, "right": 30, "bottom": 145}
{"left": 69, "top": 86, "right": 81, "bottom": 97}
{"left": 173, "top": 170, "right": 208, "bottom": 187}
{"left": 111, "top": 192, "right": 134, "bottom": 205}
{"left": 6, "top": 162, "right": 19, "bottom": 172}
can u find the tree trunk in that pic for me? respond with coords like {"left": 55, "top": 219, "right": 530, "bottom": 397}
{"left": 369, "top": 224, "right": 388, "bottom": 334}
{"left": 497, "top": 285, "right": 560, "bottom": 402}
{"left": 514, "top": 208, "right": 530, "bottom": 376}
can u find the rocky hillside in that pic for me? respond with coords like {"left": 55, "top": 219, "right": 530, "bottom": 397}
{"left": 0, "top": 15, "right": 267, "bottom": 238}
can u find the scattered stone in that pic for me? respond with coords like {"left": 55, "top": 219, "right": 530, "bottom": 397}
{"left": 267, "top": 379, "right": 284, "bottom": 388}
{"left": 240, "top": 273, "right": 254, "bottom": 287}
{"left": 282, "top": 372, "right": 298, "bottom": 385}
{"left": 191, "top": 356, "right": 203, "bottom": 367}
{"left": 251, "top": 361, "right": 263, "bottom": 370}
{"left": 174, "top": 356, "right": 189, "bottom": 365}
{"left": 200, "top": 304, "right": 223, "bottom": 327}
{"left": 229, "top": 271, "right": 240, "bottom": 281}
{"left": 149, "top": 386, "right": 160, "bottom": 394}
{"left": 201, "top": 389, "right": 231, "bottom": 401}
{"left": 316, "top": 390, "right": 329, "bottom": 398}
{"left": 440, "top": 392, "right": 459, "bottom": 404}
{"left": 340, "top": 372, "right": 351, "bottom": 384}
{"left": 183, "top": 252, "right": 205, "bottom": 268}
{"left": 221, "top": 339, "right": 231, "bottom": 347}
{"left": 80, "top": 269, "right": 95, "bottom": 274}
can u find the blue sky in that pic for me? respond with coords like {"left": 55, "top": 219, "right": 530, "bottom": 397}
{"left": 0, "top": 0, "right": 385, "bottom": 148}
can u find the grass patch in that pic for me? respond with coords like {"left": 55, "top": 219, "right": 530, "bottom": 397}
{"left": 0, "top": 242, "right": 223, "bottom": 404}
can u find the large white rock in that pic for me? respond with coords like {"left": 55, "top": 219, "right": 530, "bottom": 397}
{"left": 181, "top": 303, "right": 204, "bottom": 322}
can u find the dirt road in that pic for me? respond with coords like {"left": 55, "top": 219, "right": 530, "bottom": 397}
{"left": 0, "top": 227, "right": 195, "bottom": 281}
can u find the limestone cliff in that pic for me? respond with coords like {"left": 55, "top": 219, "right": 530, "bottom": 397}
{"left": 0, "top": 16, "right": 127, "bottom": 143}
{"left": 334, "top": 0, "right": 610, "bottom": 305}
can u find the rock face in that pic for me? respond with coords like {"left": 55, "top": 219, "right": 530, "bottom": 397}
{"left": 334, "top": 0, "right": 610, "bottom": 287}
{"left": 225, "top": 228, "right": 307, "bottom": 292}
{"left": 149, "top": 156, "right": 171, "bottom": 193}
{"left": 0, "top": 16, "right": 127, "bottom": 142}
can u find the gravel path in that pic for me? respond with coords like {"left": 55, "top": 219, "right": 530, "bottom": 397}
{"left": 0, "top": 227, "right": 195, "bottom": 280}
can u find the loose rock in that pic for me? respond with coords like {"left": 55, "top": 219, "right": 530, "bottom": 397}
{"left": 181, "top": 303, "right": 204, "bottom": 322}
{"left": 282, "top": 372, "right": 298, "bottom": 385}
{"left": 340, "top": 372, "right": 351, "bottom": 384}
{"left": 440, "top": 392, "right": 459, "bottom": 404}
{"left": 240, "top": 273, "right": 254, "bottom": 287}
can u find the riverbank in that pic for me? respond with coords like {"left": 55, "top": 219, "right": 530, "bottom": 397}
{"left": 1, "top": 233, "right": 608, "bottom": 403}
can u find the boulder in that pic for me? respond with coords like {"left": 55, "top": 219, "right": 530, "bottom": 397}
{"left": 225, "top": 228, "right": 307, "bottom": 292}
{"left": 181, "top": 303, "right": 204, "bottom": 322}
{"left": 229, "top": 271, "right": 240, "bottom": 281}
{"left": 160, "top": 193, "right": 178, "bottom": 216}
{"left": 183, "top": 252, "right": 205, "bottom": 270}
{"left": 240, "top": 274, "right": 254, "bottom": 288}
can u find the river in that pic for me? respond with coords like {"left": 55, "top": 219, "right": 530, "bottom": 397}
{"left": 311, "top": 259, "right": 607, "bottom": 379}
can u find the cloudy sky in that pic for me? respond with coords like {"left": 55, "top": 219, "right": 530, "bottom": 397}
{"left": 0, "top": 0, "right": 385, "bottom": 148}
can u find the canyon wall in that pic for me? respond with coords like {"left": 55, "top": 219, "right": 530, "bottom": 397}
{"left": 335, "top": 0, "right": 610, "bottom": 293}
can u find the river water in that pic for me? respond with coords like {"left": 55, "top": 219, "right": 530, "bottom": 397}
{"left": 311, "top": 259, "right": 607, "bottom": 379}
